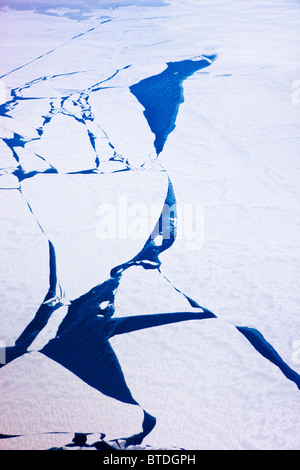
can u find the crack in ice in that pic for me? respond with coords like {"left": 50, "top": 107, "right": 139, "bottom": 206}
{"left": 0, "top": 18, "right": 113, "bottom": 80}
{"left": 0, "top": 66, "right": 135, "bottom": 184}
{"left": 1, "top": 52, "right": 299, "bottom": 450}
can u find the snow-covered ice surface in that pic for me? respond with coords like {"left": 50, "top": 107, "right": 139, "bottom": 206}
{"left": 0, "top": 0, "right": 300, "bottom": 450}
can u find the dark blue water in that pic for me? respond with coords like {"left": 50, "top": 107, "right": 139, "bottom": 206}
{"left": 111, "top": 176, "right": 179, "bottom": 275}
{"left": 236, "top": 326, "right": 300, "bottom": 388}
{"left": 130, "top": 56, "right": 216, "bottom": 155}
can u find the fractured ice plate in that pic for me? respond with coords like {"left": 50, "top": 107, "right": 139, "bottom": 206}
{"left": 20, "top": 170, "right": 167, "bottom": 301}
